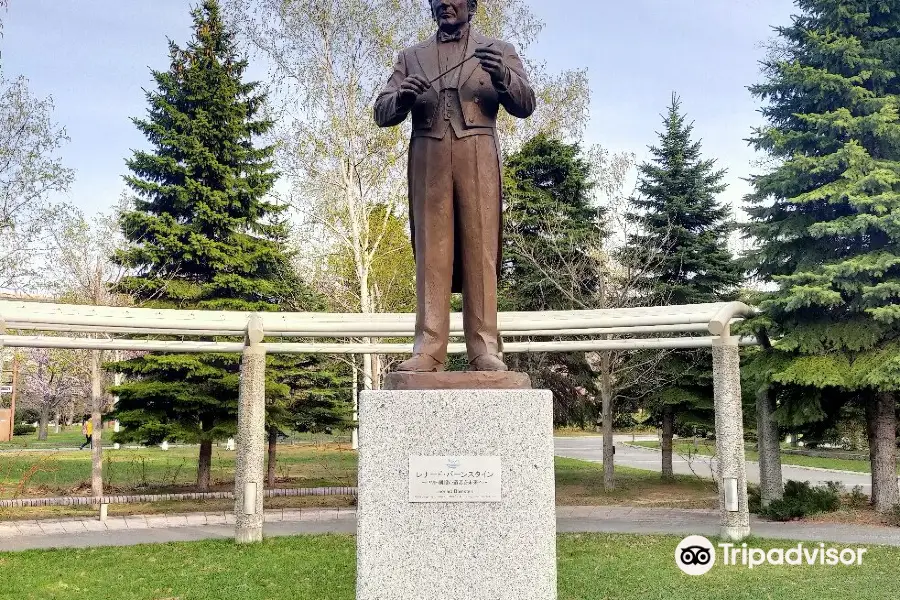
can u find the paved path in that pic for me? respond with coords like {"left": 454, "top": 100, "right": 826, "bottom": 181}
{"left": 554, "top": 436, "right": 875, "bottom": 492}
{"left": 1, "top": 507, "right": 898, "bottom": 552}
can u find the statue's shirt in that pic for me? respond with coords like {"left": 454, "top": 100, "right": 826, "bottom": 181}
{"left": 437, "top": 25, "right": 468, "bottom": 124}
{"left": 437, "top": 25, "right": 468, "bottom": 91}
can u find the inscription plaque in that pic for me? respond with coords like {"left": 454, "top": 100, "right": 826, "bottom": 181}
{"left": 408, "top": 455, "right": 502, "bottom": 502}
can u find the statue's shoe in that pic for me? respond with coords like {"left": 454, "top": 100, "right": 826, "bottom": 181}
{"left": 396, "top": 354, "right": 445, "bottom": 372}
{"left": 468, "top": 354, "right": 509, "bottom": 372}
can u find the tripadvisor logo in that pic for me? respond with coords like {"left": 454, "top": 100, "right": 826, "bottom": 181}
{"left": 675, "top": 536, "right": 868, "bottom": 575}
{"left": 675, "top": 535, "right": 716, "bottom": 575}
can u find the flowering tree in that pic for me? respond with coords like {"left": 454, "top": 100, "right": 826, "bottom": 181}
{"left": 0, "top": 75, "right": 75, "bottom": 291}
{"left": 21, "top": 348, "right": 89, "bottom": 440}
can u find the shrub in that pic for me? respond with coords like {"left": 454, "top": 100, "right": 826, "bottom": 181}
{"left": 13, "top": 423, "right": 36, "bottom": 436}
{"left": 747, "top": 484, "right": 762, "bottom": 514}
{"left": 846, "top": 485, "right": 868, "bottom": 509}
{"left": 889, "top": 505, "right": 900, "bottom": 528}
{"left": 14, "top": 407, "right": 39, "bottom": 423}
{"left": 759, "top": 480, "right": 842, "bottom": 521}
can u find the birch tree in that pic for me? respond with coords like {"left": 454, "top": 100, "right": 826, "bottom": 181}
{"left": 0, "top": 75, "right": 74, "bottom": 291}
{"left": 512, "top": 203, "right": 674, "bottom": 491}
{"left": 505, "top": 137, "right": 675, "bottom": 491}
{"left": 42, "top": 206, "right": 128, "bottom": 497}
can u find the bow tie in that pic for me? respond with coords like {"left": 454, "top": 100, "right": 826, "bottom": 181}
{"left": 438, "top": 29, "right": 464, "bottom": 43}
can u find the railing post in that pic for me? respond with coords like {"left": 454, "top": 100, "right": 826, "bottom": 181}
{"left": 0, "top": 317, "right": 8, "bottom": 443}
{"left": 90, "top": 349, "right": 104, "bottom": 516}
{"left": 712, "top": 325, "right": 750, "bottom": 541}
{"left": 234, "top": 314, "right": 266, "bottom": 544}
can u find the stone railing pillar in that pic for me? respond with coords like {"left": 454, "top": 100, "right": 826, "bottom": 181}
{"left": 234, "top": 314, "right": 266, "bottom": 544}
{"left": 712, "top": 328, "right": 750, "bottom": 541}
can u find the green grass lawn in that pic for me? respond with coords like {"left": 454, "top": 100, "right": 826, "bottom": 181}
{"left": 632, "top": 440, "right": 900, "bottom": 475}
{"left": 2, "top": 426, "right": 104, "bottom": 450}
{"left": 2, "top": 534, "right": 898, "bottom": 600}
{"left": 2, "top": 448, "right": 711, "bottom": 505}
{"left": 554, "top": 457, "right": 716, "bottom": 508}
{"left": 1, "top": 426, "right": 351, "bottom": 450}
{"left": 1, "top": 456, "right": 718, "bottom": 520}
{"left": 0, "top": 444, "right": 358, "bottom": 499}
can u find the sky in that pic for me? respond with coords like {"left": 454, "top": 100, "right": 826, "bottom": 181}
{"left": 1, "top": 0, "right": 797, "bottom": 219}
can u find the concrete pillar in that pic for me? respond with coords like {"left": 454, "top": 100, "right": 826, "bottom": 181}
{"left": 712, "top": 332, "right": 750, "bottom": 541}
{"left": 90, "top": 350, "right": 103, "bottom": 499}
{"left": 0, "top": 327, "right": 7, "bottom": 443}
{"left": 0, "top": 320, "right": 8, "bottom": 443}
{"left": 234, "top": 315, "right": 266, "bottom": 544}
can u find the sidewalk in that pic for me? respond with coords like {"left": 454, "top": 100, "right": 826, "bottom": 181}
{"left": 2, "top": 506, "right": 898, "bottom": 552}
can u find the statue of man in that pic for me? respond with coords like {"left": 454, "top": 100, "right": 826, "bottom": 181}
{"left": 374, "top": 0, "right": 536, "bottom": 373}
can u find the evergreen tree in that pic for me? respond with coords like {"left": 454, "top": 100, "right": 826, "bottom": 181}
{"left": 109, "top": 0, "right": 348, "bottom": 490}
{"left": 623, "top": 94, "right": 742, "bottom": 478}
{"left": 502, "top": 134, "right": 604, "bottom": 425}
{"left": 265, "top": 349, "right": 352, "bottom": 487}
{"left": 264, "top": 213, "right": 353, "bottom": 487}
{"left": 744, "top": 0, "right": 900, "bottom": 511}
{"left": 503, "top": 134, "right": 605, "bottom": 312}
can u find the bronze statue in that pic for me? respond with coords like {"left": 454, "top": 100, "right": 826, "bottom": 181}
{"left": 374, "top": 0, "right": 536, "bottom": 373}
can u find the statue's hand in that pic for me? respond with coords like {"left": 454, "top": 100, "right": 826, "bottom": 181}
{"left": 398, "top": 75, "right": 431, "bottom": 109}
{"left": 474, "top": 46, "right": 508, "bottom": 87}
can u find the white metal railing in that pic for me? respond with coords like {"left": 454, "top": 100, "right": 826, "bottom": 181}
{"left": 0, "top": 335, "right": 759, "bottom": 354}
{"left": 0, "top": 298, "right": 758, "bottom": 542}
{"left": 0, "top": 300, "right": 757, "bottom": 353}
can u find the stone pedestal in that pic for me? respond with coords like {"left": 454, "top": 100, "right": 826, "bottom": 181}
{"left": 357, "top": 389, "right": 557, "bottom": 600}
{"left": 383, "top": 371, "right": 532, "bottom": 390}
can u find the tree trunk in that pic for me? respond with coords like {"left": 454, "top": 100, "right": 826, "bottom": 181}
{"left": 867, "top": 392, "right": 898, "bottom": 513}
{"left": 601, "top": 351, "right": 615, "bottom": 491}
{"left": 756, "top": 385, "right": 783, "bottom": 507}
{"left": 372, "top": 354, "right": 382, "bottom": 390}
{"left": 38, "top": 406, "right": 49, "bottom": 441}
{"left": 360, "top": 258, "right": 374, "bottom": 392}
{"left": 351, "top": 357, "right": 359, "bottom": 450}
{"left": 661, "top": 405, "right": 674, "bottom": 480}
{"left": 197, "top": 440, "right": 213, "bottom": 491}
{"left": 90, "top": 350, "right": 103, "bottom": 498}
{"left": 362, "top": 351, "right": 374, "bottom": 390}
{"left": 865, "top": 399, "right": 879, "bottom": 505}
{"left": 267, "top": 427, "right": 278, "bottom": 488}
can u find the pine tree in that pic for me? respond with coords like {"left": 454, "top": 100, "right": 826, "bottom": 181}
{"left": 503, "top": 134, "right": 604, "bottom": 312}
{"left": 265, "top": 351, "right": 352, "bottom": 487}
{"left": 623, "top": 94, "right": 742, "bottom": 479}
{"left": 109, "top": 0, "right": 348, "bottom": 490}
{"left": 264, "top": 209, "right": 353, "bottom": 488}
{"left": 502, "top": 134, "right": 604, "bottom": 425}
{"left": 744, "top": 0, "right": 900, "bottom": 511}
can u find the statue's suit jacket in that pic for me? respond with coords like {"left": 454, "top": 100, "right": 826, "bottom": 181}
{"left": 374, "top": 29, "right": 536, "bottom": 293}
